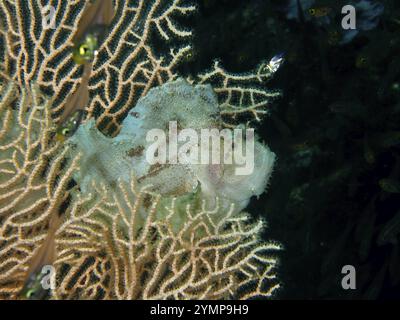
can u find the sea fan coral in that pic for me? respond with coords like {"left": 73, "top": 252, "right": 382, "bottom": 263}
{"left": 0, "top": 0, "right": 279, "bottom": 135}
{"left": 0, "top": 0, "right": 195, "bottom": 134}
{"left": 0, "top": 83, "right": 281, "bottom": 300}
{"left": 0, "top": 82, "right": 80, "bottom": 298}
{"left": 0, "top": 0, "right": 282, "bottom": 300}
{"left": 54, "top": 177, "right": 281, "bottom": 299}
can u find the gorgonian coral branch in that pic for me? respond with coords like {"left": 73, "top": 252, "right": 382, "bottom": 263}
{"left": 0, "top": 0, "right": 282, "bottom": 300}
{"left": 197, "top": 61, "right": 281, "bottom": 127}
{"left": 0, "top": 0, "right": 195, "bottom": 135}
{"left": 0, "top": 82, "right": 80, "bottom": 299}
{"left": 1, "top": 1, "right": 279, "bottom": 134}
{"left": 53, "top": 176, "right": 281, "bottom": 300}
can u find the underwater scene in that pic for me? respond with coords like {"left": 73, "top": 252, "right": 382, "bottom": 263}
{"left": 0, "top": 0, "right": 399, "bottom": 301}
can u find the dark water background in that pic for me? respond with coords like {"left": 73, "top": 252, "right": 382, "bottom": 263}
{"left": 177, "top": 0, "right": 400, "bottom": 299}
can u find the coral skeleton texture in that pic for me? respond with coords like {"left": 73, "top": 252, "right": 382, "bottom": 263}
{"left": 197, "top": 61, "right": 281, "bottom": 128}
{"left": 0, "top": 0, "right": 281, "bottom": 300}
{"left": 0, "top": 0, "right": 278, "bottom": 135}
{"left": 55, "top": 177, "right": 281, "bottom": 300}
{"left": 0, "top": 84, "right": 281, "bottom": 299}
{"left": 0, "top": 0, "right": 195, "bottom": 134}
{"left": 0, "top": 82, "right": 81, "bottom": 298}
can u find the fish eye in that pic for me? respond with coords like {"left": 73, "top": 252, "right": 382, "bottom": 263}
{"left": 79, "top": 44, "right": 89, "bottom": 56}
{"left": 309, "top": 8, "right": 316, "bottom": 15}
{"left": 26, "top": 289, "right": 35, "bottom": 298}
{"left": 62, "top": 128, "right": 70, "bottom": 136}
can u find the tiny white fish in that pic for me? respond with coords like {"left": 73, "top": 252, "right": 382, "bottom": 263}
{"left": 267, "top": 53, "right": 285, "bottom": 73}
